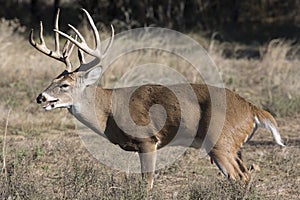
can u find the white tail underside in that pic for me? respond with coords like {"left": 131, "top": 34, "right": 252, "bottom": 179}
{"left": 254, "top": 116, "right": 285, "bottom": 146}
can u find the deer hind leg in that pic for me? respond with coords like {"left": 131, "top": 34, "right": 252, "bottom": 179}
{"left": 235, "top": 154, "right": 250, "bottom": 180}
{"left": 229, "top": 154, "right": 250, "bottom": 181}
{"left": 209, "top": 150, "right": 249, "bottom": 181}
{"left": 209, "top": 151, "right": 237, "bottom": 179}
{"left": 138, "top": 141, "right": 157, "bottom": 193}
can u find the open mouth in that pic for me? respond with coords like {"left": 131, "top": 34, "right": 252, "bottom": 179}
{"left": 43, "top": 99, "right": 59, "bottom": 110}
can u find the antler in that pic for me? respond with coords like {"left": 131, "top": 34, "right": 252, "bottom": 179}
{"left": 54, "top": 8, "right": 114, "bottom": 71}
{"left": 29, "top": 8, "right": 75, "bottom": 72}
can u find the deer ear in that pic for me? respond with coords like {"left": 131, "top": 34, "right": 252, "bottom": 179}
{"left": 83, "top": 66, "right": 102, "bottom": 86}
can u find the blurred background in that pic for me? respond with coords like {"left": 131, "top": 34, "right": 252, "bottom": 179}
{"left": 1, "top": 0, "right": 299, "bottom": 43}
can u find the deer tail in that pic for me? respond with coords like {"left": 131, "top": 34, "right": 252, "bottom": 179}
{"left": 253, "top": 107, "right": 285, "bottom": 146}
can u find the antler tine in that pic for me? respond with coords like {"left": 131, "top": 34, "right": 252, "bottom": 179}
{"left": 78, "top": 49, "right": 86, "bottom": 64}
{"left": 81, "top": 8, "right": 101, "bottom": 51}
{"left": 62, "top": 35, "right": 77, "bottom": 58}
{"left": 54, "top": 8, "right": 60, "bottom": 54}
{"left": 62, "top": 35, "right": 77, "bottom": 71}
{"left": 29, "top": 9, "right": 74, "bottom": 72}
{"left": 39, "top": 21, "right": 45, "bottom": 45}
{"left": 29, "top": 21, "right": 55, "bottom": 57}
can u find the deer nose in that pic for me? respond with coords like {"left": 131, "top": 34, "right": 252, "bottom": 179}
{"left": 36, "top": 93, "right": 46, "bottom": 104}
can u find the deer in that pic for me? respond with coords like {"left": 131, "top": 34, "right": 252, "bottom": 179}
{"left": 30, "top": 8, "right": 285, "bottom": 192}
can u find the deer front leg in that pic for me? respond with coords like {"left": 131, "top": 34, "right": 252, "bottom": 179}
{"left": 138, "top": 142, "right": 157, "bottom": 193}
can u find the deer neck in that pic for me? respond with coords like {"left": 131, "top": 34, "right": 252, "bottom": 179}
{"left": 68, "top": 85, "right": 112, "bottom": 137}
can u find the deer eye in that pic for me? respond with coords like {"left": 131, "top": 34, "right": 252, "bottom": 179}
{"left": 60, "top": 84, "right": 70, "bottom": 89}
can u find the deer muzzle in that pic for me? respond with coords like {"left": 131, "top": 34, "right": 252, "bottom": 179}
{"left": 36, "top": 93, "right": 59, "bottom": 111}
{"left": 36, "top": 93, "right": 46, "bottom": 104}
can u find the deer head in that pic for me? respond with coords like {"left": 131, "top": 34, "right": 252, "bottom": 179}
{"left": 30, "top": 9, "right": 114, "bottom": 111}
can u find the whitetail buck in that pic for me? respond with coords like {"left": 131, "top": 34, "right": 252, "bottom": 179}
{"left": 30, "top": 9, "right": 284, "bottom": 192}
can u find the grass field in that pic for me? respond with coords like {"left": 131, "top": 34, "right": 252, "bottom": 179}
{"left": 0, "top": 18, "right": 299, "bottom": 199}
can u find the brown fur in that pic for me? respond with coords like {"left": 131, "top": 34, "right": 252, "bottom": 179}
{"left": 88, "top": 83, "right": 281, "bottom": 185}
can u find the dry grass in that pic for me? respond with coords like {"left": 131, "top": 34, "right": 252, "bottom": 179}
{"left": 209, "top": 38, "right": 300, "bottom": 117}
{"left": 0, "top": 19, "right": 299, "bottom": 199}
